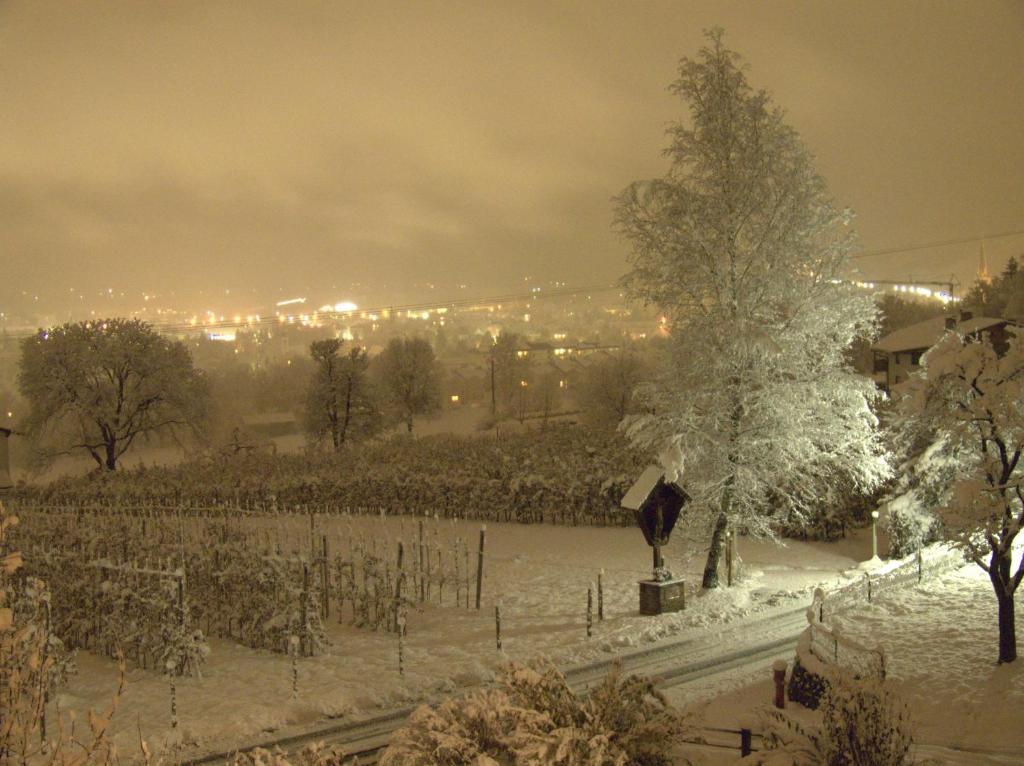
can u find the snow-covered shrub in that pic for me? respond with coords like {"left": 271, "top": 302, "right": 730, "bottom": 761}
{"left": 380, "top": 659, "right": 689, "bottom": 766}
{"left": 531, "top": 662, "right": 686, "bottom": 766}
{"left": 884, "top": 491, "right": 942, "bottom": 559}
{"left": 230, "top": 741, "right": 356, "bottom": 766}
{"left": 818, "top": 672, "right": 912, "bottom": 765}
{"left": 380, "top": 687, "right": 548, "bottom": 766}
{"left": 0, "top": 502, "right": 123, "bottom": 765}
{"left": 759, "top": 670, "right": 912, "bottom": 766}
{"left": 882, "top": 403, "right": 956, "bottom": 558}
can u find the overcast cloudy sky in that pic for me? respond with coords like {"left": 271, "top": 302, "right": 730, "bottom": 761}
{"left": 2, "top": 1, "right": 1022, "bottom": 312}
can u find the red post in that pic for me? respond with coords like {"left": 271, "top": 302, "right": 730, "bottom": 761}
{"left": 773, "top": 659, "right": 787, "bottom": 709}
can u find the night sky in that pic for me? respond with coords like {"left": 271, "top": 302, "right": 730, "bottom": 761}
{"left": 2, "top": 1, "right": 1022, "bottom": 311}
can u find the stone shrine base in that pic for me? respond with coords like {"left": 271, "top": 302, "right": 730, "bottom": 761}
{"left": 638, "top": 578, "right": 686, "bottom": 615}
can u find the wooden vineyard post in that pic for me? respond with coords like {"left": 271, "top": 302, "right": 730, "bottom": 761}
{"left": 425, "top": 539, "right": 432, "bottom": 603}
{"left": 495, "top": 602, "right": 502, "bottom": 651}
{"left": 866, "top": 573, "right": 872, "bottom": 603}
{"left": 169, "top": 668, "right": 178, "bottom": 731}
{"left": 475, "top": 525, "right": 486, "bottom": 610}
{"left": 418, "top": 520, "right": 426, "bottom": 604}
{"left": 301, "top": 563, "right": 310, "bottom": 657}
{"left": 321, "top": 535, "right": 330, "bottom": 620}
{"left": 393, "top": 542, "right": 405, "bottom": 633}
{"left": 177, "top": 573, "right": 186, "bottom": 628}
{"left": 586, "top": 585, "right": 593, "bottom": 638}
{"left": 289, "top": 635, "right": 300, "bottom": 699}
{"left": 725, "top": 529, "right": 734, "bottom": 587}
{"left": 454, "top": 541, "right": 461, "bottom": 607}
{"left": 436, "top": 547, "right": 443, "bottom": 604}
{"left": 917, "top": 546, "right": 923, "bottom": 583}
{"left": 397, "top": 607, "right": 407, "bottom": 676}
{"left": 464, "top": 544, "right": 470, "bottom": 609}
{"left": 598, "top": 569, "right": 604, "bottom": 621}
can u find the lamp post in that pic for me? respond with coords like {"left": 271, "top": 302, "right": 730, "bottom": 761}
{"left": 871, "top": 510, "right": 880, "bottom": 560}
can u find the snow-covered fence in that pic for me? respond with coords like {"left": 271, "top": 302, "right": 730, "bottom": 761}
{"left": 818, "top": 543, "right": 965, "bottom": 622}
{"left": 807, "top": 590, "right": 885, "bottom": 679}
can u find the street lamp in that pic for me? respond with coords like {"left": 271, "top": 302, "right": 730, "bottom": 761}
{"left": 871, "top": 510, "right": 880, "bottom": 560}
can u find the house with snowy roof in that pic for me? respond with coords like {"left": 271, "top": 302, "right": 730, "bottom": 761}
{"left": 872, "top": 310, "right": 1015, "bottom": 393}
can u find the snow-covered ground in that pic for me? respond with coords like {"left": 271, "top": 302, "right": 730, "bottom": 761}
{"left": 51, "top": 517, "right": 882, "bottom": 760}
{"left": 670, "top": 563, "right": 1024, "bottom": 764}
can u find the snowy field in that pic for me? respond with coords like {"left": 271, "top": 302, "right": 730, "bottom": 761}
{"left": 670, "top": 563, "right": 1024, "bottom": 764}
{"left": 49, "top": 516, "right": 881, "bottom": 760}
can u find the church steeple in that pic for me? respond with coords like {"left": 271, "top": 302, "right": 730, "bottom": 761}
{"left": 978, "top": 241, "right": 992, "bottom": 285}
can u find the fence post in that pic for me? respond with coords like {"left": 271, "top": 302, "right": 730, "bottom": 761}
{"left": 321, "top": 535, "right": 330, "bottom": 620}
{"left": 866, "top": 573, "right": 872, "bottom": 603}
{"left": 495, "top": 602, "right": 502, "bottom": 651}
{"left": 740, "top": 728, "right": 752, "bottom": 757}
{"left": 917, "top": 546, "right": 923, "bottom": 583}
{"left": 397, "top": 608, "right": 406, "bottom": 676}
{"left": 772, "top": 659, "right": 787, "bottom": 709}
{"left": 726, "top": 529, "right": 733, "bottom": 587}
{"left": 475, "top": 525, "right": 486, "bottom": 610}
{"left": 419, "top": 519, "right": 426, "bottom": 604}
{"left": 586, "top": 585, "right": 593, "bottom": 639}
{"left": 597, "top": 569, "right": 604, "bottom": 621}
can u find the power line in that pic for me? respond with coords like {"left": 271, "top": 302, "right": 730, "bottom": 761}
{"left": 850, "top": 228, "right": 1024, "bottom": 260}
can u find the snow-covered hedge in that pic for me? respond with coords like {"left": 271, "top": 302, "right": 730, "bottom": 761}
{"left": 17, "top": 425, "right": 647, "bottom": 527}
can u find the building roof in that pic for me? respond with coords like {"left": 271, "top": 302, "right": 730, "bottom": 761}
{"left": 873, "top": 315, "right": 1007, "bottom": 354}
{"left": 620, "top": 465, "right": 687, "bottom": 511}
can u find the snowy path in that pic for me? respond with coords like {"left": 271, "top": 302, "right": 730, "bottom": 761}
{"left": 675, "top": 563, "right": 1024, "bottom": 764}
{"left": 183, "top": 603, "right": 810, "bottom": 765}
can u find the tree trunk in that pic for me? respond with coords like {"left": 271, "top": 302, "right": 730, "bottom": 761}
{"left": 991, "top": 559, "right": 1017, "bottom": 663}
{"left": 104, "top": 441, "right": 117, "bottom": 471}
{"left": 702, "top": 512, "right": 728, "bottom": 589}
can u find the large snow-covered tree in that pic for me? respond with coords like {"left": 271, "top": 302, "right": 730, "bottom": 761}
{"left": 898, "top": 330, "right": 1024, "bottom": 664}
{"left": 18, "top": 318, "right": 208, "bottom": 471}
{"left": 304, "top": 340, "right": 381, "bottom": 449}
{"left": 376, "top": 337, "right": 442, "bottom": 434}
{"left": 615, "top": 29, "right": 889, "bottom": 588}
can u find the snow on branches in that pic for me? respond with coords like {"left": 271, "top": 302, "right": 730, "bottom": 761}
{"left": 896, "top": 328, "right": 1024, "bottom": 662}
{"left": 616, "top": 31, "right": 890, "bottom": 586}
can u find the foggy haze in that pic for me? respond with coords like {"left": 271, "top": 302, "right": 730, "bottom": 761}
{"left": 2, "top": 1, "right": 1022, "bottom": 315}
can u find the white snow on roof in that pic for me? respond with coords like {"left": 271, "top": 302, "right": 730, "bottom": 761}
{"left": 620, "top": 465, "right": 665, "bottom": 511}
{"left": 873, "top": 315, "right": 1006, "bottom": 354}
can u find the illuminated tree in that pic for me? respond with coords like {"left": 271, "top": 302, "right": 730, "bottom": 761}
{"left": 898, "top": 330, "right": 1024, "bottom": 663}
{"left": 489, "top": 333, "right": 530, "bottom": 418}
{"left": 304, "top": 340, "right": 380, "bottom": 449}
{"left": 376, "top": 337, "right": 442, "bottom": 433}
{"left": 18, "top": 318, "right": 208, "bottom": 471}
{"left": 616, "top": 29, "right": 889, "bottom": 588}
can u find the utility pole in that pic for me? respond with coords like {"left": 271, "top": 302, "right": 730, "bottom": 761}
{"left": 490, "top": 355, "right": 496, "bottom": 416}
